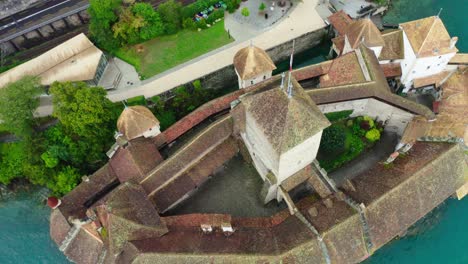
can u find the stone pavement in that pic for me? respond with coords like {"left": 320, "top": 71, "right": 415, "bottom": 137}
{"left": 225, "top": 0, "right": 295, "bottom": 40}
{"left": 106, "top": 0, "right": 326, "bottom": 103}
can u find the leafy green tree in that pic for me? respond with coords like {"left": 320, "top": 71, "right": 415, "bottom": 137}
{"left": 259, "top": 2, "right": 266, "bottom": 11}
{"left": 88, "top": 0, "right": 122, "bottom": 52}
{"left": 241, "top": 7, "right": 250, "bottom": 17}
{"left": 0, "top": 142, "right": 28, "bottom": 184}
{"left": 158, "top": 0, "right": 182, "bottom": 34}
{"left": 49, "top": 82, "right": 117, "bottom": 172}
{"left": 49, "top": 166, "right": 81, "bottom": 196}
{"left": 112, "top": 7, "right": 147, "bottom": 44}
{"left": 319, "top": 124, "right": 346, "bottom": 155}
{"left": 49, "top": 82, "right": 116, "bottom": 140}
{"left": 133, "top": 3, "right": 165, "bottom": 41}
{"left": 0, "top": 76, "right": 42, "bottom": 139}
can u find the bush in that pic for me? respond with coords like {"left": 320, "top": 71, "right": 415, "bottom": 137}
{"left": 126, "top": 95, "right": 147, "bottom": 106}
{"left": 365, "top": 128, "right": 381, "bottom": 142}
{"left": 363, "top": 116, "right": 375, "bottom": 128}
{"left": 196, "top": 19, "right": 208, "bottom": 29}
{"left": 182, "top": 17, "right": 197, "bottom": 30}
{"left": 158, "top": 0, "right": 182, "bottom": 34}
{"left": 259, "top": 2, "right": 266, "bottom": 11}
{"left": 351, "top": 121, "right": 366, "bottom": 136}
{"left": 324, "top": 110, "right": 353, "bottom": 122}
{"left": 182, "top": 0, "right": 221, "bottom": 19}
{"left": 206, "top": 9, "right": 224, "bottom": 24}
{"left": 226, "top": 0, "right": 241, "bottom": 13}
{"left": 319, "top": 124, "right": 346, "bottom": 155}
{"left": 241, "top": 7, "right": 250, "bottom": 17}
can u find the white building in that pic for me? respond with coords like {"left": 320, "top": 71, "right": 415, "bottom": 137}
{"left": 398, "top": 16, "right": 458, "bottom": 92}
{"left": 235, "top": 76, "right": 330, "bottom": 203}
{"left": 233, "top": 44, "right": 277, "bottom": 89}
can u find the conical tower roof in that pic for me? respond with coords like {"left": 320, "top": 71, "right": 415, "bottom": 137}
{"left": 345, "top": 18, "right": 384, "bottom": 49}
{"left": 241, "top": 77, "right": 330, "bottom": 154}
{"left": 234, "top": 45, "right": 276, "bottom": 80}
{"left": 117, "top": 105, "right": 159, "bottom": 140}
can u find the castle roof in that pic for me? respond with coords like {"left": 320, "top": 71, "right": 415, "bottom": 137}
{"left": 379, "top": 29, "right": 405, "bottom": 60}
{"left": 399, "top": 16, "right": 458, "bottom": 57}
{"left": 345, "top": 18, "right": 384, "bottom": 49}
{"left": 117, "top": 105, "right": 159, "bottom": 141}
{"left": 328, "top": 10, "right": 353, "bottom": 36}
{"left": 96, "top": 182, "right": 168, "bottom": 255}
{"left": 241, "top": 76, "right": 330, "bottom": 154}
{"left": 233, "top": 45, "right": 276, "bottom": 80}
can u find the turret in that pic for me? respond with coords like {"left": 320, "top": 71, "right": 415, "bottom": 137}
{"left": 117, "top": 105, "right": 161, "bottom": 140}
{"left": 233, "top": 44, "right": 276, "bottom": 89}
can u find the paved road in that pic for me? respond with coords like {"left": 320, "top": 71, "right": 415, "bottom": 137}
{"left": 329, "top": 131, "right": 398, "bottom": 187}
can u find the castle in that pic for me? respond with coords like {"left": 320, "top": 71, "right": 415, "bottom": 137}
{"left": 49, "top": 14, "right": 468, "bottom": 264}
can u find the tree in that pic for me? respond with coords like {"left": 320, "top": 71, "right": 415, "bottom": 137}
{"left": 319, "top": 124, "right": 346, "bottom": 155}
{"left": 259, "top": 2, "right": 266, "bottom": 11}
{"left": 49, "top": 82, "right": 116, "bottom": 140}
{"left": 132, "top": 3, "right": 165, "bottom": 41}
{"left": 112, "top": 7, "right": 147, "bottom": 44}
{"left": 49, "top": 166, "right": 81, "bottom": 196}
{"left": 241, "top": 7, "right": 250, "bottom": 17}
{"left": 158, "top": 0, "right": 182, "bottom": 34}
{"left": 0, "top": 76, "right": 42, "bottom": 139}
{"left": 88, "top": 0, "right": 122, "bottom": 52}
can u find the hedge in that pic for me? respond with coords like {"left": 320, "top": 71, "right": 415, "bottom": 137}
{"left": 324, "top": 110, "right": 353, "bottom": 122}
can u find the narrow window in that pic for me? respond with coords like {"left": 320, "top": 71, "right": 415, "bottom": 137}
{"left": 251, "top": 80, "right": 254, "bottom": 85}
{"left": 263, "top": 75, "right": 266, "bottom": 80}
{"left": 426, "top": 66, "right": 431, "bottom": 70}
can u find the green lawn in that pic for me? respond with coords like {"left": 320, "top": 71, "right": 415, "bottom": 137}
{"left": 115, "top": 20, "right": 233, "bottom": 79}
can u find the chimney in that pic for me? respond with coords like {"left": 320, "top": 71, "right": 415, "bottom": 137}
{"left": 450, "top": 37, "right": 458, "bottom": 49}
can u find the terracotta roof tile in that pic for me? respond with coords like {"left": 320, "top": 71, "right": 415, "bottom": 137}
{"left": 345, "top": 19, "right": 384, "bottom": 49}
{"left": 379, "top": 30, "right": 405, "bottom": 60}
{"left": 328, "top": 10, "right": 353, "bottom": 36}
{"left": 399, "top": 16, "right": 458, "bottom": 57}
{"left": 117, "top": 106, "right": 159, "bottom": 141}
{"left": 241, "top": 77, "right": 330, "bottom": 153}
{"left": 234, "top": 45, "right": 276, "bottom": 80}
{"left": 320, "top": 52, "right": 365, "bottom": 87}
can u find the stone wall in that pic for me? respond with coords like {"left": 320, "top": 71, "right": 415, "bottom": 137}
{"left": 166, "top": 28, "right": 328, "bottom": 94}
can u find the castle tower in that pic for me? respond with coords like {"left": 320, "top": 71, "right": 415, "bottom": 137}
{"left": 233, "top": 76, "right": 330, "bottom": 203}
{"left": 117, "top": 105, "right": 161, "bottom": 140}
{"left": 233, "top": 44, "right": 276, "bottom": 89}
{"left": 342, "top": 18, "right": 384, "bottom": 58}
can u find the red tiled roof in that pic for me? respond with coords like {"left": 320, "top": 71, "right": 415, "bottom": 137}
{"left": 380, "top": 63, "right": 402, "bottom": 77}
{"left": 328, "top": 10, "right": 353, "bottom": 36}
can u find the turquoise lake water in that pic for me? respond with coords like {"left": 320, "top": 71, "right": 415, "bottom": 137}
{"left": 0, "top": 0, "right": 466, "bottom": 263}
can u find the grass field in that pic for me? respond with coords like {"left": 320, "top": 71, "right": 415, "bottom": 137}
{"left": 115, "top": 20, "right": 233, "bottom": 79}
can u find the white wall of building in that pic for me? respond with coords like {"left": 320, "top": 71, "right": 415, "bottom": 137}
{"left": 318, "top": 98, "right": 414, "bottom": 135}
{"left": 399, "top": 31, "right": 456, "bottom": 91}
{"left": 277, "top": 131, "right": 323, "bottom": 183}
{"left": 236, "top": 69, "right": 272, "bottom": 89}
{"left": 244, "top": 112, "right": 280, "bottom": 177}
{"left": 142, "top": 124, "right": 161, "bottom": 138}
{"left": 369, "top": 46, "right": 383, "bottom": 59}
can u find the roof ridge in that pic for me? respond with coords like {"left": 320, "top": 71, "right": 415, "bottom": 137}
{"left": 418, "top": 16, "right": 438, "bottom": 54}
